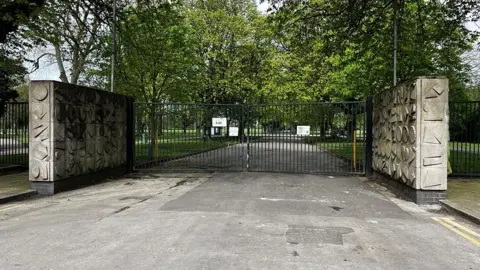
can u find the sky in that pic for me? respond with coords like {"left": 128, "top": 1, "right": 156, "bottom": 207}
{"left": 28, "top": 1, "right": 271, "bottom": 81}
{"left": 257, "top": 0, "right": 269, "bottom": 13}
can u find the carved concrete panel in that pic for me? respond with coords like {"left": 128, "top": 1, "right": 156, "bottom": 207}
{"left": 372, "top": 77, "right": 448, "bottom": 190}
{"left": 29, "top": 82, "right": 53, "bottom": 182}
{"left": 29, "top": 81, "right": 128, "bottom": 183}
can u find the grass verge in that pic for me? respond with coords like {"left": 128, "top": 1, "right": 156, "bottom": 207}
{"left": 135, "top": 138, "right": 238, "bottom": 163}
{"left": 450, "top": 150, "right": 480, "bottom": 175}
{"left": 0, "top": 153, "right": 28, "bottom": 166}
{"left": 314, "top": 142, "right": 365, "bottom": 162}
{"left": 313, "top": 141, "right": 480, "bottom": 175}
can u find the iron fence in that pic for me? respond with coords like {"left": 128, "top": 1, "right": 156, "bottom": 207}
{"left": 0, "top": 102, "right": 28, "bottom": 166}
{"left": 449, "top": 101, "right": 480, "bottom": 176}
{"left": 246, "top": 102, "right": 366, "bottom": 173}
{"left": 133, "top": 102, "right": 367, "bottom": 174}
{"left": 134, "top": 103, "right": 245, "bottom": 171}
{"left": 4, "top": 98, "right": 476, "bottom": 176}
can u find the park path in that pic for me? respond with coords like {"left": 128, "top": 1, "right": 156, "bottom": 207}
{"left": 153, "top": 134, "right": 350, "bottom": 173}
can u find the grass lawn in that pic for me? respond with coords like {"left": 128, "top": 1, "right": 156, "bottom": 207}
{"left": 449, "top": 142, "right": 480, "bottom": 174}
{"left": 449, "top": 141, "right": 480, "bottom": 151}
{"left": 135, "top": 128, "right": 264, "bottom": 141}
{"left": 135, "top": 138, "right": 238, "bottom": 163}
{"left": 135, "top": 130, "right": 201, "bottom": 142}
{"left": 311, "top": 141, "right": 480, "bottom": 175}
{"left": 450, "top": 150, "right": 480, "bottom": 175}
{"left": 0, "top": 153, "right": 28, "bottom": 165}
{"left": 313, "top": 141, "right": 365, "bottom": 162}
{"left": 0, "top": 134, "right": 28, "bottom": 144}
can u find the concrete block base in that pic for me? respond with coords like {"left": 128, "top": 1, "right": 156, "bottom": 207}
{"left": 31, "top": 167, "right": 128, "bottom": 195}
{"left": 372, "top": 172, "right": 446, "bottom": 205}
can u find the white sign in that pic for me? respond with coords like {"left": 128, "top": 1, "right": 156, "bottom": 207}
{"left": 212, "top": 117, "right": 227, "bottom": 127}
{"left": 211, "top": 127, "right": 222, "bottom": 136}
{"left": 297, "top": 125, "right": 311, "bottom": 136}
{"left": 229, "top": 127, "right": 239, "bottom": 137}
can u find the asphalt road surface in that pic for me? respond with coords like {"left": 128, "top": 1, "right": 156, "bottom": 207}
{"left": 0, "top": 172, "right": 478, "bottom": 269}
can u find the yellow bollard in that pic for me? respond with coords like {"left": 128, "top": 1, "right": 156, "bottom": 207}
{"left": 353, "top": 129, "right": 357, "bottom": 169}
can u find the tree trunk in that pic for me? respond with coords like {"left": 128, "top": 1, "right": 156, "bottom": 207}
{"left": 54, "top": 44, "right": 68, "bottom": 83}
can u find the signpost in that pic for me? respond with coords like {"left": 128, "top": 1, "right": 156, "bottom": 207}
{"left": 212, "top": 118, "right": 227, "bottom": 127}
{"left": 296, "top": 126, "right": 311, "bottom": 136}
{"left": 229, "top": 127, "right": 239, "bottom": 137}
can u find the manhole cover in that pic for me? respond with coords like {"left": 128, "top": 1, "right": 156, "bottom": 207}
{"left": 286, "top": 225, "right": 354, "bottom": 245}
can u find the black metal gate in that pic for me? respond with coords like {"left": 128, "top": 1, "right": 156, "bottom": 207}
{"left": 133, "top": 102, "right": 368, "bottom": 174}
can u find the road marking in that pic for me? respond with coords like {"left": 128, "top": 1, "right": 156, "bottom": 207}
{"left": 259, "top": 197, "right": 331, "bottom": 203}
{"left": 440, "top": 217, "right": 480, "bottom": 238}
{"left": 432, "top": 217, "right": 480, "bottom": 247}
{"left": 0, "top": 204, "right": 21, "bottom": 213}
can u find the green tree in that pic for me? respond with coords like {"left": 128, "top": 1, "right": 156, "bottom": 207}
{"left": 113, "top": 1, "right": 199, "bottom": 157}
{"left": 26, "top": 0, "right": 117, "bottom": 84}
{"left": 187, "top": 0, "right": 268, "bottom": 104}
{"left": 266, "top": 0, "right": 479, "bottom": 100}
{"left": 185, "top": 0, "right": 275, "bottom": 137}
{"left": 0, "top": 0, "right": 44, "bottom": 116}
{"left": 116, "top": 1, "right": 197, "bottom": 103}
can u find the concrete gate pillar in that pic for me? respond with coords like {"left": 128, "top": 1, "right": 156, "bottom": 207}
{"left": 372, "top": 77, "right": 449, "bottom": 204}
{"left": 29, "top": 81, "right": 133, "bottom": 195}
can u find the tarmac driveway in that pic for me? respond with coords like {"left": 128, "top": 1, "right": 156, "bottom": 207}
{"left": 154, "top": 135, "right": 350, "bottom": 173}
{"left": 0, "top": 172, "right": 479, "bottom": 269}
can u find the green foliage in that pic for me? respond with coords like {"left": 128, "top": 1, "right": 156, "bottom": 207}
{"left": 115, "top": 1, "right": 197, "bottom": 102}
{"left": 0, "top": 0, "right": 45, "bottom": 43}
{"left": 186, "top": 0, "right": 268, "bottom": 104}
{"left": 0, "top": 0, "right": 44, "bottom": 116}
{"left": 266, "top": 0, "right": 478, "bottom": 100}
{"left": 14, "top": 0, "right": 480, "bottom": 105}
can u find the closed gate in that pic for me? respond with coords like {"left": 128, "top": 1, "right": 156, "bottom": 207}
{"left": 133, "top": 102, "right": 369, "bottom": 174}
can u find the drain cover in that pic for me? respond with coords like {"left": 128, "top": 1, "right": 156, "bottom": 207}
{"left": 286, "top": 225, "right": 354, "bottom": 245}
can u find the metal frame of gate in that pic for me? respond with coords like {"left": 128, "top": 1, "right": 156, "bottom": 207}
{"left": 131, "top": 100, "right": 373, "bottom": 175}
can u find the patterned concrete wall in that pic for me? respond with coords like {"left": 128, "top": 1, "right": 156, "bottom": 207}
{"left": 29, "top": 81, "right": 128, "bottom": 184}
{"left": 372, "top": 77, "right": 449, "bottom": 190}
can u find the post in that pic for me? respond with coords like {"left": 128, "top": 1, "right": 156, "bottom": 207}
{"left": 29, "top": 81, "right": 131, "bottom": 195}
{"left": 392, "top": 0, "right": 397, "bottom": 86}
{"left": 365, "top": 96, "right": 373, "bottom": 176}
{"left": 110, "top": 0, "right": 117, "bottom": 92}
{"left": 371, "top": 78, "right": 449, "bottom": 204}
{"left": 154, "top": 124, "right": 159, "bottom": 160}
{"left": 126, "top": 96, "right": 135, "bottom": 173}
{"left": 246, "top": 105, "right": 250, "bottom": 171}
{"left": 353, "top": 129, "right": 357, "bottom": 169}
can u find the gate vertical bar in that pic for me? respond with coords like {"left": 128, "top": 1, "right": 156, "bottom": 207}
{"left": 241, "top": 104, "right": 245, "bottom": 171}
{"left": 246, "top": 105, "right": 250, "bottom": 171}
{"left": 126, "top": 96, "right": 135, "bottom": 173}
{"left": 365, "top": 96, "right": 373, "bottom": 176}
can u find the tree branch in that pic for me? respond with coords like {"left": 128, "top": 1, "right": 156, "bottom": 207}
{"left": 29, "top": 52, "right": 56, "bottom": 73}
